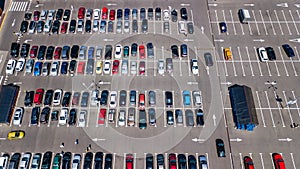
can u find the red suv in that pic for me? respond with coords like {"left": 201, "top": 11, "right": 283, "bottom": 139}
{"left": 54, "top": 47, "right": 62, "bottom": 59}
{"left": 272, "top": 153, "right": 286, "bottom": 169}
{"left": 109, "top": 9, "right": 115, "bottom": 20}
{"left": 98, "top": 109, "right": 106, "bottom": 125}
{"left": 102, "top": 7, "right": 108, "bottom": 19}
{"left": 139, "top": 45, "right": 145, "bottom": 59}
{"left": 61, "top": 22, "right": 68, "bottom": 34}
{"left": 168, "top": 153, "right": 176, "bottom": 169}
{"left": 78, "top": 7, "right": 85, "bottom": 19}
{"left": 34, "top": 88, "right": 44, "bottom": 105}
{"left": 112, "top": 60, "right": 120, "bottom": 74}
{"left": 126, "top": 154, "right": 134, "bottom": 169}
{"left": 244, "top": 156, "right": 254, "bottom": 169}
{"left": 30, "top": 46, "right": 38, "bottom": 58}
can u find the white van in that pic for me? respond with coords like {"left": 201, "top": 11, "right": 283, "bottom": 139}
{"left": 238, "top": 9, "right": 251, "bottom": 24}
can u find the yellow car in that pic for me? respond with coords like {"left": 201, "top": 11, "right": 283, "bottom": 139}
{"left": 7, "top": 130, "right": 25, "bottom": 140}
{"left": 95, "top": 61, "right": 103, "bottom": 74}
{"left": 224, "top": 48, "right": 232, "bottom": 60}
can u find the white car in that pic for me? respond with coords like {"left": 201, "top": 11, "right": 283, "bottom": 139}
{"left": 110, "top": 91, "right": 117, "bottom": 108}
{"left": 163, "top": 10, "right": 170, "bottom": 21}
{"left": 93, "top": 9, "right": 100, "bottom": 20}
{"left": 15, "top": 58, "right": 25, "bottom": 72}
{"left": 93, "top": 20, "right": 99, "bottom": 32}
{"left": 258, "top": 47, "right": 268, "bottom": 62}
{"left": 91, "top": 89, "right": 99, "bottom": 106}
{"left": 124, "top": 21, "right": 130, "bottom": 33}
{"left": 53, "top": 89, "right": 63, "bottom": 106}
{"left": 77, "top": 20, "right": 84, "bottom": 32}
{"left": 118, "top": 109, "right": 126, "bottom": 126}
{"left": 13, "top": 107, "right": 24, "bottom": 125}
{"left": 6, "top": 59, "right": 16, "bottom": 75}
{"left": 44, "top": 20, "right": 52, "bottom": 33}
{"left": 115, "top": 44, "right": 122, "bottom": 59}
{"left": 59, "top": 108, "right": 68, "bottom": 125}
{"left": 191, "top": 59, "right": 199, "bottom": 75}
{"left": 103, "top": 60, "right": 111, "bottom": 75}
{"left": 48, "top": 10, "right": 56, "bottom": 20}
{"left": 130, "top": 61, "right": 137, "bottom": 75}
{"left": 19, "top": 153, "right": 31, "bottom": 169}
{"left": 78, "top": 111, "right": 86, "bottom": 127}
{"left": 25, "top": 59, "right": 34, "bottom": 74}
{"left": 158, "top": 59, "right": 165, "bottom": 75}
{"left": 50, "top": 61, "right": 59, "bottom": 76}
{"left": 72, "top": 154, "right": 81, "bottom": 169}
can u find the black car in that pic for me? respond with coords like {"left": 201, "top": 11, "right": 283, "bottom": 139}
{"left": 146, "top": 154, "right": 153, "bottom": 169}
{"left": 188, "top": 155, "right": 197, "bottom": 169}
{"left": 94, "top": 152, "right": 103, "bottom": 169}
{"left": 81, "top": 92, "right": 89, "bottom": 107}
{"left": 68, "top": 108, "right": 77, "bottom": 125}
{"left": 20, "top": 20, "right": 29, "bottom": 33}
{"left": 104, "top": 45, "right": 112, "bottom": 59}
{"left": 62, "top": 92, "right": 72, "bottom": 107}
{"left": 24, "top": 91, "right": 34, "bottom": 106}
{"left": 69, "top": 60, "right": 77, "bottom": 75}
{"left": 178, "top": 154, "right": 187, "bottom": 169}
{"left": 171, "top": 9, "right": 177, "bottom": 22}
{"left": 196, "top": 109, "right": 204, "bottom": 126}
{"left": 131, "top": 43, "right": 138, "bottom": 56}
{"left": 62, "top": 152, "right": 71, "bottom": 169}
{"left": 46, "top": 46, "right": 55, "bottom": 60}
{"left": 282, "top": 44, "right": 295, "bottom": 57}
{"left": 63, "top": 9, "right": 71, "bottom": 21}
{"left": 52, "top": 20, "right": 60, "bottom": 34}
{"left": 155, "top": 7, "right": 161, "bottom": 20}
{"left": 140, "top": 8, "right": 146, "bottom": 20}
{"left": 117, "top": 9, "right": 123, "bottom": 20}
{"left": 31, "top": 107, "right": 40, "bottom": 125}
{"left": 51, "top": 110, "right": 58, "bottom": 121}
{"left": 44, "top": 89, "right": 54, "bottom": 106}
{"left": 37, "top": 20, "right": 45, "bottom": 33}
{"left": 266, "top": 47, "right": 276, "bottom": 60}
{"left": 83, "top": 152, "right": 93, "bottom": 169}
{"left": 156, "top": 154, "right": 164, "bottom": 169}
{"left": 71, "top": 45, "right": 79, "bottom": 58}
{"left": 216, "top": 139, "right": 226, "bottom": 157}
{"left": 69, "top": 19, "right": 76, "bottom": 33}
{"left": 180, "top": 8, "right": 188, "bottom": 20}
{"left": 165, "top": 91, "right": 173, "bottom": 107}
{"left": 21, "top": 43, "right": 30, "bottom": 58}
{"left": 148, "top": 8, "right": 153, "bottom": 20}
{"left": 24, "top": 13, "right": 32, "bottom": 20}
{"left": 171, "top": 45, "right": 179, "bottom": 58}
{"left": 10, "top": 42, "right": 20, "bottom": 58}
{"left": 100, "top": 90, "right": 109, "bottom": 105}
{"left": 40, "top": 107, "right": 50, "bottom": 124}
{"left": 85, "top": 20, "right": 92, "bottom": 32}
{"left": 37, "top": 45, "right": 47, "bottom": 60}
{"left": 9, "top": 153, "right": 21, "bottom": 169}
{"left": 61, "top": 62, "right": 68, "bottom": 75}
{"left": 56, "top": 9, "right": 64, "bottom": 20}
{"left": 108, "top": 21, "right": 113, "bottom": 33}
{"left": 104, "top": 154, "right": 112, "bottom": 169}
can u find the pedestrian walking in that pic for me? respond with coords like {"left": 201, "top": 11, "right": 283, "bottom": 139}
{"left": 75, "top": 139, "right": 78, "bottom": 144}
{"left": 60, "top": 142, "right": 64, "bottom": 148}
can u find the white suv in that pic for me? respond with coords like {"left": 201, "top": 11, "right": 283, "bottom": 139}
{"left": 59, "top": 108, "right": 68, "bottom": 125}
{"left": 191, "top": 59, "right": 199, "bottom": 75}
{"left": 78, "top": 111, "right": 86, "bottom": 127}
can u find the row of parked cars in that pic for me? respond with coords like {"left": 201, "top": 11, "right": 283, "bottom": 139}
{"left": 0, "top": 152, "right": 209, "bottom": 169}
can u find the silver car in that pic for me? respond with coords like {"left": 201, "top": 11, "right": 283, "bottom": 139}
{"left": 124, "top": 20, "right": 130, "bottom": 33}
{"left": 166, "top": 58, "right": 173, "bottom": 74}
{"left": 130, "top": 61, "right": 137, "bottom": 75}
{"left": 185, "top": 109, "right": 194, "bottom": 126}
{"left": 121, "top": 60, "right": 128, "bottom": 74}
{"left": 141, "top": 19, "right": 148, "bottom": 33}
{"left": 157, "top": 59, "right": 164, "bottom": 75}
{"left": 163, "top": 21, "right": 169, "bottom": 33}
{"left": 25, "top": 59, "right": 34, "bottom": 74}
{"left": 77, "top": 19, "right": 84, "bottom": 32}
{"left": 148, "top": 91, "right": 156, "bottom": 106}
{"left": 132, "top": 20, "right": 138, "bottom": 33}
{"left": 79, "top": 46, "right": 87, "bottom": 59}
{"left": 116, "top": 20, "right": 122, "bottom": 33}
{"left": 119, "top": 90, "right": 127, "bottom": 107}
{"left": 148, "top": 108, "right": 156, "bottom": 126}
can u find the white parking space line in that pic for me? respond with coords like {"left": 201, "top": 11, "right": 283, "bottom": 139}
{"left": 252, "top": 10, "right": 260, "bottom": 35}
{"left": 273, "top": 91, "right": 286, "bottom": 127}
{"left": 253, "top": 47, "right": 263, "bottom": 76}
{"left": 290, "top": 153, "right": 297, "bottom": 169}
{"left": 259, "top": 10, "right": 268, "bottom": 35}
{"left": 281, "top": 10, "right": 292, "bottom": 35}
{"left": 282, "top": 91, "right": 294, "bottom": 124}
{"left": 256, "top": 91, "right": 266, "bottom": 127}
{"left": 266, "top": 10, "right": 276, "bottom": 35}
{"left": 289, "top": 10, "right": 299, "bottom": 35}
{"left": 221, "top": 10, "right": 227, "bottom": 35}
{"left": 248, "top": 20, "right": 253, "bottom": 35}
{"left": 274, "top": 10, "right": 284, "bottom": 35}
{"left": 219, "top": 91, "right": 228, "bottom": 127}
{"left": 245, "top": 46, "right": 254, "bottom": 76}
{"left": 259, "top": 153, "right": 265, "bottom": 169}
{"left": 265, "top": 91, "right": 276, "bottom": 127}
{"left": 229, "top": 10, "right": 237, "bottom": 35}
{"left": 229, "top": 153, "right": 234, "bottom": 169}
{"left": 237, "top": 46, "right": 245, "bottom": 76}
{"left": 289, "top": 57, "right": 298, "bottom": 76}
{"left": 291, "top": 91, "right": 300, "bottom": 118}
{"left": 179, "top": 59, "right": 183, "bottom": 76}
{"left": 230, "top": 47, "right": 237, "bottom": 76}
{"left": 215, "top": 10, "right": 220, "bottom": 35}
{"left": 239, "top": 153, "right": 244, "bottom": 169}
{"left": 220, "top": 47, "right": 228, "bottom": 76}
{"left": 293, "top": 46, "right": 300, "bottom": 61}
{"left": 190, "top": 9, "right": 194, "bottom": 24}
{"left": 277, "top": 46, "right": 289, "bottom": 76}
{"left": 265, "top": 62, "right": 272, "bottom": 76}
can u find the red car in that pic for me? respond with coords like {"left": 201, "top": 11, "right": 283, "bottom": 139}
{"left": 78, "top": 7, "right": 85, "bottom": 19}
{"left": 109, "top": 9, "right": 115, "bottom": 20}
{"left": 102, "top": 7, "right": 108, "bottom": 19}
{"left": 34, "top": 88, "right": 44, "bottom": 105}
{"left": 168, "top": 153, "right": 176, "bottom": 169}
{"left": 272, "top": 153, "right": 286, "bottom": 169}
{"left": 30, "top": 46, "right": 38, "bottom": 58}
{"left": 54, "top": 47, "right": 62, "bottom": 59}
{"left": 33, "top": 11, "right": 40, "bottom": 21}
{"left": 139, "top": 45, "right": 145, "bottom": 59}
{"left": 112, "top": 60, "right": 120, "bottom": 74}
{"left": 244, "top": 156, "right": 254, "bottom": 169}
{"left": 139, "top": 61, "right": 145, "bottom": 75}
{"left": 98, "top": 108, "right": 106, "bottom": 125}
{"left": 61, "top": 22, "right": 68, "bottom": 34}
{"left": 126, "top": 154, "right": 134, "bottom": 169}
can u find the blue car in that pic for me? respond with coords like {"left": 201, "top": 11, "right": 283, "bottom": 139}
{"left": 183, "top": 90, "right": 191, "bottom": 106}
{"left": 282, "top": 44, "right": 295, "bottom": 57}
{"left": 61, "top": 62, "right": 68, "bottom": 74}
{"left": 34, "top": 62, "right": 42, "bottom": 76}
{"left": 219, "top": 22, "right": 227, "bottom": 33}
{"left": 124, "top": 8, "right": 130, "bottom": 20}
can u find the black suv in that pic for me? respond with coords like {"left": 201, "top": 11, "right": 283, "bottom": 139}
{"left": 46, "top": 46, "right": 55, "bottom": 60}
{"left": 20, "top": 43, "right": 30, "bottom": 58}
{"left": 62, "top": 92, "right": 72, "bottom": 107}
{"left": 37, "top": 45, "right": 47, "bottom": 60}
{"left": 68, "top": 108, "right": 77, "bottom": 125}
{"left": 44, "top": 89, "right": 54, "bottom": 106}
{"left": 10, "top": 42, "right": 20, "bottom": 58}
{"left": 56, "top": 9, "right": 64, "bottom": 20}
{"left": 24, "top": 91, "right": 34, "bottom": 106}
{"left": 71, "top": 45, "right": 79, "bottom": 58}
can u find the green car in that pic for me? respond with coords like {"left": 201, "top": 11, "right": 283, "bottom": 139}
{"left": 123, "top": 46, "right": 129, "bottom": 58}
{"left": 52, "top": 153, "right": 61, "bottom": 169}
